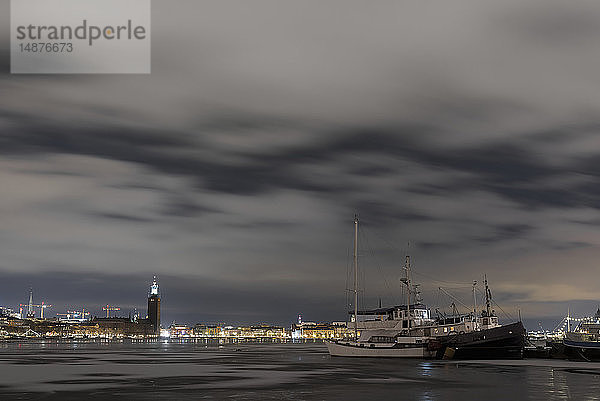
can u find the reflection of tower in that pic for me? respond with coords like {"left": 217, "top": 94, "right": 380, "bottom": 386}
{"left": 147, "top": 276, "right": 161, "bottom": 334}
{"left": 27, "top": 288, "right": 35, "bottom": 319}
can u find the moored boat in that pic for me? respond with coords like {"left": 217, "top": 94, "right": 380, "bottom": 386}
{"left": 327, "top": 335, "right": 435, "bottom": 358}
{"left": 563, "top": 309, "right": 600, "bottom": 361}
{"left": 326, "top": 215, "right": 439, "bottom": 358}
{"left": 435, "top": 277, "right": 525, "bottom": 360}
{"left": 436, "top": 321, "right": 525, "bottom": 359}
{"left": 326, "top": 215, "right": 525, "bottom": 359}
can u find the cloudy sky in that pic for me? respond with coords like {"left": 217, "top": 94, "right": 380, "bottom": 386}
{"left": 1, "top": 0, "right": 600, "bottom": 328}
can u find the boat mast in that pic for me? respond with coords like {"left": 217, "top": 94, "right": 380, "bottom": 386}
{"left": 484, "top": 274, "right": 492, "bottom": 316}
{"left": 405, "top": 254, "right": 411, "bottom": 332}
{"left": 472, "top": 280, "right": 477, "bottom": 322}
{"left": 353, "top": 214, "right": 359, "bottom": 339}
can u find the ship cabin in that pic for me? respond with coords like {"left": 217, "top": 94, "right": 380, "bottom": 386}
{"left": 429, "top": 313, "right": 476, "bottom": 337}
{"left": 350, "top": 307, "right": 393, "bottom": 323}
{"left": 350, "top": 304, "right": 433, "bottom": 329}
{"left": 567, "top": 318, "right": 600, "bottom": 343}
{"left": 578, "top": 322, "right": 600, "bottom": 335}
{"left": 392, "top": 304, "right": 431, "bottom": 329}
{"left": 477, "top": 314, "right": 499, "bottom": 330}
{"left": 575, "top": 309, "right": 600, "bottom": 336}
{"left": 577, "top": 308, "right": 600, "bottom": 334}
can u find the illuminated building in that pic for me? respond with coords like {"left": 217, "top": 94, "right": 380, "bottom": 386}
{"left": 291, "top": 320, "right": 353, "bottom": 339}
{"left": 93, "top": 317, "right": 153, "bottom": 338}
{"left": 193, "top": 324, "right": 222, "bottom": 337}
{"left": 147, "top": 276, "right": 161, "bottom": 335}
{"left": 169, "top": 324, "right": 192, "bottom": 337}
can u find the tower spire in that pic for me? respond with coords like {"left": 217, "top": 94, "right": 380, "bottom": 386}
{"left": 148, "top": 275, "right": 161, "bottom": 335}
{"left": 150, "top": 275, "right": 159, "bottom": 296}
{"left": 353, "top": 214, "right": 359, "bottom": 339}
{"left": 27, "top": 288, "right": 34, "bottom": 318}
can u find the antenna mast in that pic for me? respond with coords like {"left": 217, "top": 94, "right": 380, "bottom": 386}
{"left": 484, "top": 274, "right": 492, "bottom": 316}
{"left": 472, "top": 280, "right": 478, "bottom": 322}
{"left": 403, "top": 252, "right": 411, "bottom": 333}
{"left": 353, "top": 214, "right": 359, "bottom": 339}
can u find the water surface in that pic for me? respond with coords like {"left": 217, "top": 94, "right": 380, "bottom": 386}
{"left": 0, "top": 340, "right": 598, "bottom": 400}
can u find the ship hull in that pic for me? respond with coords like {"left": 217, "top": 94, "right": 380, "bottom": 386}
{"left": 563, "top": 340, "right": 600, "bottom": 361}
{"left": 326, "top": 341, "right": 432, "bottom": 358}
{"left": 436, "top": 322, "right": 525, "bottom": 360}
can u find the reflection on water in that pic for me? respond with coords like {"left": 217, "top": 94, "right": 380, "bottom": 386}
{"left": 0, "top": 340, "right": 598, "bottom": 400}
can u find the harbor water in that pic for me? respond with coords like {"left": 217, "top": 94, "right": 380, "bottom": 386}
{"left": 0, "top": 340, "right": 598, "bottom": 400}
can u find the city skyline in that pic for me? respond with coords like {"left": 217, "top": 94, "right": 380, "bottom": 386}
{"left": 2, "top": 0, "right": 600, "bottom": 329}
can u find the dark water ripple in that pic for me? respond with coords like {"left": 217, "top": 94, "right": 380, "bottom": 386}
{"left": 0, "top": 341, "right": 599, "bottom": 400}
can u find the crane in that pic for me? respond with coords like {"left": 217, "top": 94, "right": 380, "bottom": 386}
{"left": 39, "top": 302, "right": 52, "bottom": 319}
{"left": 102, "top": 305, "right": 121, "bottom": 318}
{"left": 19, "top": 301, "right": 52, "bottom": 319}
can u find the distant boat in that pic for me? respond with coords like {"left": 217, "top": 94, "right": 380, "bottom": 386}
{"left": 563, "top": 308, "right": 600, "bottom": 361}
{"left": 326, "top": 215, "right": 525, "bottom": 359}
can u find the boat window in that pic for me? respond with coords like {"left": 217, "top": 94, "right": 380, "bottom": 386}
{"left": 370, "top": 336, "right": 395, "bottom": 343}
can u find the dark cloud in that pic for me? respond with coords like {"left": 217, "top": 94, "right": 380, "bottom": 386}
{"left": 3, "top": 117, "right": 571, "bottom": 211}
{"left": 161, "top": 199, "right": 219, "bottom": 218}
{"left": 470, "top": 223, "right": 534, "bottom": 245}
{"left": 92, "top": 212, "right": 155, "bottom": 224}
{"left": 0, "top": 117, "right": 325, "bottom": 195}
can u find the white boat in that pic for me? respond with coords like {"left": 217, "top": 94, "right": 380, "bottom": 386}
{"left": 326, "top": 215, "right": 440, "bottom": 357}
{"left": 327, "top": 335, "right": 434, "bottom": 358}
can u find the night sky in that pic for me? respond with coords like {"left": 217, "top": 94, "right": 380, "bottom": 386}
{"left": 1, "top": 1, "right": 600, "bottom": 330}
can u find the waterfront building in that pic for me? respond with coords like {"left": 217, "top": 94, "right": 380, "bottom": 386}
{"left": 169, "top": 324, "right": 192, "bottom": 338}
{"left": 291, "top": 321, "right": 353, "bottom": 339}
{"left": 92, "top": 317, "right": 153, "bottom": 338}
{"left": 147, "top": 276, "right": 161, "bottom": 335}
{"left": 193, "top": 324, "right": 223, "bottom": 337}
{"left": 247, "top": 325, "right": 287, "bottom": 338}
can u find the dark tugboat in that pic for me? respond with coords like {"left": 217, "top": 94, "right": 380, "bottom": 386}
{"left": 563, "top": 308, "right": 600, "bottom": 361}
{"left": 436, "top": 321, "right": 525, "bottom": 359}
{"left": 435, "top": 276, "right": 526, "bottom": 360}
